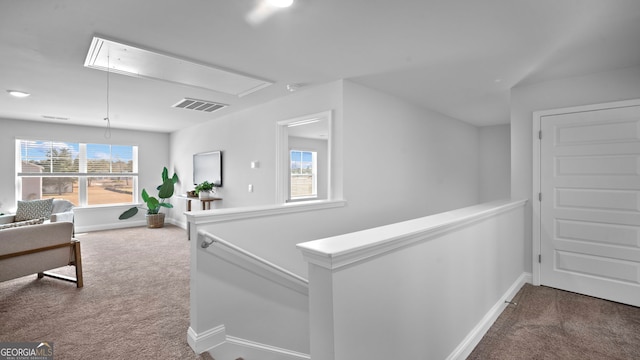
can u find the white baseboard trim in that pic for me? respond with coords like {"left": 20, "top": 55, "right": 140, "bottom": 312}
{"left": 166, "top": 217, "right": 187, "bottom": 229}
{"left": 446, "top": 272, "right": 533, "bottom": 360}
{"left": 75, "top": 220, "right": 146, "bottom": 233}
{"left": 75, "top": 218, "right": 186, "bottom": 234}
{"left": 187, "top": 325, "right": 310, "bottom": 359}
{"left": 227, "top": 336, "right": 310, "bottom": 359}
{"left": 187, "top": 325, "right": 225, "bottom": 354}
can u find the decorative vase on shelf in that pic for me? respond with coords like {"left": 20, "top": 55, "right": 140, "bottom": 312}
{"left": 198, "top": 190, "right": 211, "bottom": 199}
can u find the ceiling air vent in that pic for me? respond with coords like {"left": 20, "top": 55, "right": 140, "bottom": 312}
{"left": 172, "top": 98, "right": 228, "bottom": 113}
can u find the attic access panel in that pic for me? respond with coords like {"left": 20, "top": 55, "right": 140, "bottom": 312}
{"left": 84, "top": 36, "right": 273, "bottom": 97}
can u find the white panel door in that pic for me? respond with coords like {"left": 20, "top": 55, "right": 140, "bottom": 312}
{"left": 540, "top": 105, "right": 640, "bottom": 307}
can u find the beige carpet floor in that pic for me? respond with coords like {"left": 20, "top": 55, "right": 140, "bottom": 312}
{"left": 0, "top": 225, "right": 212, "bottom": 360}
{"left": 3, "top": 225, "right": 639, "bottom": 360}
{"left": 468, "top": 283, "right": 640, "bottom": 360}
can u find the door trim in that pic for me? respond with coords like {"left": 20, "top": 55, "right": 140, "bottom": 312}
{"left": 532, "top": 98, "right": 640, "bottom": 286}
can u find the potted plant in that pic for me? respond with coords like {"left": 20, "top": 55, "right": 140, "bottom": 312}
{"left": 118, "top": 167, "right": 179, "bottom": 228}
{"left": 195, "top": 180, "right": 215, "bottom": 199}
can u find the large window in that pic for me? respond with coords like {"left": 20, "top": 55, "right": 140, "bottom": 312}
{"left": 290, "top": 149, "right": 317, "bottom": 200}
{"left": 17, "top": 139, "right": 138, "bottom": 206}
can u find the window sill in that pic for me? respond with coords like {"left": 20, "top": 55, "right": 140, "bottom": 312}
{"left": 72, "top": 203, "right": 139, "bottom": 211}
{"left": 288, "top": 196, "right": 318, "bottom": 202}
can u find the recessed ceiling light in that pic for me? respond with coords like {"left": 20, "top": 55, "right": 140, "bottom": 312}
{"left": 268, "top": 0, "right": 294, "bottom": 8}
{"left": 7, "top": 90, "right": 31, "bottom": 98}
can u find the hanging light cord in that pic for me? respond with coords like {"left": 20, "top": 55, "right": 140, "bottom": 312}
{"left": 104, "top": 53, "right": 112, "bottom": 139}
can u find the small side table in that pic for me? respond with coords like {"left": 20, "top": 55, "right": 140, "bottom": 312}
{"left": 177, "top": 195, "right": 223, "bottom": 240}
{"left": 184, "top": 196, "right": 222, "bottom": 211}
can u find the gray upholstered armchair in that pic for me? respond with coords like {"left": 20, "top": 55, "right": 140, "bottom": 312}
{"left": 0, "top": 198, "right": 82, "bottom": 287}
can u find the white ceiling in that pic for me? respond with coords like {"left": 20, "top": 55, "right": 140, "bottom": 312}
{"left": 1, "top": 0, "right": 639, "bottom": 132}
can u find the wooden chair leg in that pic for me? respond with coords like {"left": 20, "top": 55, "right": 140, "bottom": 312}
{"left": 36, "top": 242, "right": 83, "bottom": 288}
{"left": 74, "top": 241, "right": 83, "bottom": 288}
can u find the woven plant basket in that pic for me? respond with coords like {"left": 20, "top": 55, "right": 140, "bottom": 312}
{"left": 146, "top": 213, "right": 165, "bottom": 228}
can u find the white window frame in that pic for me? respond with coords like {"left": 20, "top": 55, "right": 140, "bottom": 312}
{"left": 289, "top": 149, "right": 318, "bottom": 201}
{"left": 276, "top": 110, "right": 332, "bottom": 204}
{"left": 16, "top": 139, "right": 139, "bottom": 207}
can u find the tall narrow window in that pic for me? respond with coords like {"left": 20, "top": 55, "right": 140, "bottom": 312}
{"left": 277, "top": 110, "right": 332, "bottom": 203}
{"left": 290, "top": 150, "right": 317, "bottom": 200}
{"left": 17, "top": 139, "right": 137, "bottom": 206}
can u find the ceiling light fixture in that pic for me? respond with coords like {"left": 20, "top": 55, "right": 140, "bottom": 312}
{"left": 286, "top": 83, "right": 302, "bottom": 92}
{"left": 268, "top": 0, "right": 294, "bottom": 8}
{"left": 247, "top": 0, "right": 295, "bottom": 25}
{"left": 7, "top": 90, "right": 31, "bottom": 98}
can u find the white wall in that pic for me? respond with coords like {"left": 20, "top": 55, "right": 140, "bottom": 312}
{"left": 187, "top": 80, "right": 486, "bottom": 354}
{"left": 342, "top": 81, "right": 481, "bottom": 227}
{"left": 511, "top": 65, "right": 640, "bottom": 272}
{"left": 171, "top": 80, "right": 482, "bottom": 228}
{"left": 190, "top": 81, "right": 484, "bottom": 279}
{"left": 479, "top": 124, "right": 510, "bottom": 202}
{"left": 299, "top": 200, "right": 527, "bottom": 360}
{"left": 192, "top": 236, "right": 310, "bottom": 357}
{"left": 168, "top": 81, "right": 344, "bottom": 225}
{"left": 0, "top": 118, "right": 170, "bottom": 231}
